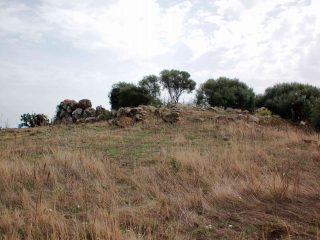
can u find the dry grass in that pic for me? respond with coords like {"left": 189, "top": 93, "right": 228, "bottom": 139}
{"left": 0, "top": 109, "right": 320, "bottom": 239}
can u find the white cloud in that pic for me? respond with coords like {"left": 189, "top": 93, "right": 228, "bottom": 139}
{"left": 37, "top": 0, "right": 192, "bottom": 59}
{"left": 184, "top": 0, "right": 320, "bottom": 91}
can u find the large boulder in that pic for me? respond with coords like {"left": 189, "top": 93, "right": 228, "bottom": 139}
{"left": 116, "top": 108, "right": 128, "bottom": 118}
{"left": 96, "top": 106, "right": 112, "bottom": 121}
{"left": 78, "top": 99, "right": 92, "bottom": 110}
{"left": 140, "top": 105, "right": 157, "bottom": 113}
{"left": 85, "top": 117, "right": 97, "bottom": 123}
{"left": 83, "top": 107, "right": 96, "bottom": 118}
{"left": 61, "top": 116, "right": 73, "bottom": 124}
{"left": 129, "top": 107, "right": 148, "bottom": 121}
{"left": 54, "top": 99, "right": 112, "bottom": 125}
{"left": 162, "top": 111, "right": 180, "bottom": 123}
{"left": 116, "top": 116, "right": 134, "bottom": 128}
{"left": 156, "top": 107, "right": 181, "bottom": 123}
{"left": 72, "top": 108, "right": 83, "bottom": 121}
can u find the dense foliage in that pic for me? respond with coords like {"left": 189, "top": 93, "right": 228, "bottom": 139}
{"left": 257, "top": 83, "right": 320, "bottom": 121}
{"left": 159, "top": 69, "right": 196, "bottom": 103}
{"left": 109, "top": 82, "right": 152, "bottom": 110}
{"left": 138, "top": 75, "right": 162, "bottom": 105}
{"left": 196, "top": 77, "right": 255, "bottom": 111}
{"left": 19, "top": 113, "right": 49, "bottom": 128}
{"left": 311, "top": 99, "right": 320, "bottom": 131}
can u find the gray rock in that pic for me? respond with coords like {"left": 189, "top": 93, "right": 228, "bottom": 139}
{"left": 85, "top": 117, "right": 96, "bottom": 123}
{"left": 161, "top": 111, "right": 180, "bottom": 123}
{"left": 72, "top": 108, "right": 83, "bottom": 120}
{"left": 78, "top": 99, "right": 92, "bottom": 110}
{"left": 140, "top": 105, "right": 157, "bottom": 113}
{"left": 134, "top": 114, "right": 144, "bottom": 121}
{"left": 59, "top": 109, "right": 66, "bottom": 118}
{"left": 83, "top": 107, "right": 96, "bottom": 118}
{"left": 129, "top": 107, "right": 143, "bottom": 115}
{"left": 62, "top": 116, "right": 73, "bottom": 124}
{"left": 67, "top": 105, "right": 73, "bottom": 113}
{"left": 96, "top": 106, "right": 112, "bottom": 120}
{"left": 95, "top": 106, "right": 106, "bottom": 116}
{"left": 117, "top": 108, "right": 127, "bottom": 118}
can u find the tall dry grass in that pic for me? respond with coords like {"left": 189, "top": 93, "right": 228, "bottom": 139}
{"left": 0, "top": 116, "right": 319, "bottom": 239}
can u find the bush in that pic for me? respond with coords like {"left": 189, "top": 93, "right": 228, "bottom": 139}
{"left": 258, "top": 83, "right": 320, "bottom": 121}
{"left": 311, "top": 100, "right": 320, "bottom": 131}
{"left": 256, "top": 107, "right": 272, "bottom": 117}
{"left": 109, "top": 82, "right": 152, "bottom": 110}
{"left": 19, "top": 113, "right": 49, "bottom": 128}
{"left": 196, "top": 77, "right": 255, "bottom": 111}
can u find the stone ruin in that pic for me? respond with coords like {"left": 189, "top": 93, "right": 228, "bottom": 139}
{"left": 51, "top": 98, "right": 282, "bottom": 128}
{"left": 113, "top": 105, "right": 181, "bottom": 127}
{"left": 53, "top": 99, "right": 182, "bottom": 126}
{"left": 54, "top": 99, "right": 111, "bottom": 124}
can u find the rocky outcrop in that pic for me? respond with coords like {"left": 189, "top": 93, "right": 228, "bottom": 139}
{"left": 116, "top": 105, "right": 157, "bottom": 122}
{"left": 78, "top": 99, "right": 92, "bottom": 110}
{"left": 115, "top": 116, "right": 134, "bottom": 128}
{"left": 109, "top": 105, "right": 181, "bottom": 127}
{"left": 156, "top": 106, "right": 181, "bottom": 123}
{"left": 54, "top": 99, "right": 111, "bottom": 124}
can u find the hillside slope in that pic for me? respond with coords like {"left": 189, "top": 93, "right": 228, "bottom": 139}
{"left": 0, "top": 106, "right": 320, "bottom": 239}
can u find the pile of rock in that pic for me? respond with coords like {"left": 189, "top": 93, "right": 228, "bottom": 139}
{"left": 115, "top": 105, "right": 157, "bottom": 121}
{"left": 112, "top": 105, "right": 157, "bottom": 127}
{"left": 54, "top": 100, "right": 183, "bottom": 126}
{"left": 156, "top": 105, "right": 181, "bottom": 123}
{"left": 111, "top": 105, "right": 182, "bottom": 127}
{"left": 54, "top": 99, "right": 111, "bottom": 124}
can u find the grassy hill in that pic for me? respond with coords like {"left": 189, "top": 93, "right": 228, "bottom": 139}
{"left": 0, "top": 106, "right": 319, "bottom": 239}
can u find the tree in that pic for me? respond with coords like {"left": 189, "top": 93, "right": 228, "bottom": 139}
{"left": 159, "top": 69, "right": 196, "bottom": 103}
{"left": 109, "top": 82, "right": 152, "bottom": 110}
{"left": 139, "top": 75, "right": 160, "bottom": 99}
{"left": 19, "top": 113, "right": 49, "bottom": 128}
{"left": 138, "top": 75, "right": 162, "bottom": 105}
{"left": 311, "top": 99, "right": 320, "bottom": 131}
{"left": 109, "top": 82, "right": 135, "bottom": 110}
{"left": 196, "top": 77, "right": 255, "bottom": 111}
{"left": 258, "top": 83, "right": 320, "bottom": 121}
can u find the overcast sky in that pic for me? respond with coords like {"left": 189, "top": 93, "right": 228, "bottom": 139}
{"left": 0, "top": 0, "right": 320, "bottom": 127}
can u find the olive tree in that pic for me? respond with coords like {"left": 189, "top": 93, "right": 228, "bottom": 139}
{"left": 138, "top": 75, "right": 162, "bottom": 105}
{"left": 159, "top": 69, "right": 196, "bottom": 103}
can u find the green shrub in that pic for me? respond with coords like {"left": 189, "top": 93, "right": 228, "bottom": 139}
{"left": 109, "top": 82, "right": 152, "bottom": 110}
{"left": 19, "top": 113, "right": 49, "bottom": 128}
{"left": 256, "top": 107, "right": 272, "bottom": 117}
{"left": 196, "top": 77, "right": 255, "bottom": 111}
{"left": 258, "top": 83, "right": 320, "bottom": 121}
{"left": 311, "top": 100, "right": 320, "bottom": 131}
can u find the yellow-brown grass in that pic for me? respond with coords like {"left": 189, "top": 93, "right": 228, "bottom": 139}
{"left": 0, "top": 110, "right": 320, "bottom": 239}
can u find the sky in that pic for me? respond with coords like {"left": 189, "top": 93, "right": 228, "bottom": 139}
{"left": 0, "top": 0, "right": 320, "bottom": 127}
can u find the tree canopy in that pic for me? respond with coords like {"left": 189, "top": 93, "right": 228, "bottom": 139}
{"left": 196, "top": 77, "right": 255, "bottom": 111}
{"left": 257, "top": 83, "right": 320, "bottom": 121}
{"left": 19, "top": 113, "right": 49, "bottom": 128}
{"left": 159, "top": 69, "right": 196, "bottom": 103}
{"left": 109, "top": 82, "right": 152, "bottom": 110}
{"left": 138, "top": 75, "right": 162, "bottom": 105}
